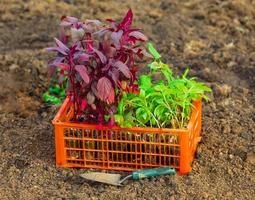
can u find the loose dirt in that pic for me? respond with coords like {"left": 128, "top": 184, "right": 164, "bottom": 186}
{"left": 0, "top": 0, "right": 254, "bottom": 199}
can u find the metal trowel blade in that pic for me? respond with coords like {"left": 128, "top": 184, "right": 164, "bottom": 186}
{"left": 80, "top": 172, "right": 122, "bottom": 186}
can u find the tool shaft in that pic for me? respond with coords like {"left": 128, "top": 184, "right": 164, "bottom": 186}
{"left": 118, "top": 174, "right": 132, "bottom": 184}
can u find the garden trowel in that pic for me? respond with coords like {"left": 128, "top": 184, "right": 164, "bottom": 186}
{"left": 80, "top": 167, "right": 176, "bottom": 186}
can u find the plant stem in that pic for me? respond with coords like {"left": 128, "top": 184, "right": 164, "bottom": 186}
{"left": 68, "top": 55, "right": 78, "bottom": 120}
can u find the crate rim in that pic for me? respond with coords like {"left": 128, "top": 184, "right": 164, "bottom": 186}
{"left": 52, "top": 96, "right": 200, "bottom": 133}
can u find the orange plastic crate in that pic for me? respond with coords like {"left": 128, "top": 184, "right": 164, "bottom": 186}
{"left": 52, "top": 96, "right": 202, "bottom": 175}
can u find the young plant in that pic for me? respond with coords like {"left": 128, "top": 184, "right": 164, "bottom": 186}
{"left": 43, "top": 69, "right": 67, "bottom": 105}
{"left": 43, "top": 84, "right": 66, "bottom": 106}
{"left": 46, "top": 10, "right": 148, "bottom": 125}
{"left": 115, "top": 43, "right": 211, "bottom": 128}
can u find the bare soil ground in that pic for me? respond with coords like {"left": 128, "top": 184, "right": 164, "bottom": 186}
{"left": 0, "top": 0, "right": 255, "bottom": 199}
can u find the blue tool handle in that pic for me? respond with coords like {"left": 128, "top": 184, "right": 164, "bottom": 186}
{"left": 132, "top": 167, "right": 176, "bottom": 180}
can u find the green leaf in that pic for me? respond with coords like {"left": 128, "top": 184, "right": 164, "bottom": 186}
{"left": 136, "top": 108, "right": 149, "bottom": 124}
{"left": 60, "top": 89, "right": 66, "bottom": 97}
{"left": 154, "top": 83, "right": 166, "bottom": 92}
{"left": 182, "top": 68, "right": 189, "bottom": 78}
{"left": 139, "top": 75, "right": 152, "bottom": 90}
{"left": 123, "top": 121, "right": 133, "bottom": 128}
{"left": 147, "top": 43, "right": 161, "bottom": 60}
{"left": 117, "top": 98, "right": 124, "bottom": 115}
{"left": 114, "top": 114, "right": 124, "bottom": 124}
{"left": 104, "top": 115, "right": 110, "bottom": 121}
{"left": 118, "top": 112, "right": 135, "bottom": 128}
{"left": 148, "top": 61, "right": 160, "bottom": 70}
{"left": 139, "top": 89, "right": 146, "bottom": 97}
{"left": 43, "top": 92, "right": 62, "bottom": 105}
{"left": 49, "top": 85, "right": 61, "bottom": 94}
{"left": 154, "top": 105, "right": 166, "bottom": 118}
{"left": 142, "top": 112, "right": 148, "bottom": 120}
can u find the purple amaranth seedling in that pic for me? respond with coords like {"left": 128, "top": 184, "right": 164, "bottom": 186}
{"left": 47, "top": 9, "right": 149, "bottom": 125}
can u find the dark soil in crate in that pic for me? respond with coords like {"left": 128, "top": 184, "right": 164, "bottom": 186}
{"left": 0, "top": 0, "right": 255, "bottom": 199}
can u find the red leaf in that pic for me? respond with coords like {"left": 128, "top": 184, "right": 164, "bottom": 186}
{"left": 46, "top": 47, "right": 68, "bottom": 56}
{"left": 141, "top": 48, "right": 153, "bottom": 58}
{"left": 55, "top": 63, "right": 70, "bottom": 71}
{"left": 86, "top": 92, "right": 95, "bottom": 105}
{"left": 61, "top": 15, "right": 66, "bottom": 21}
{"left": 91, "top": 82, "right": 99, "bottom": 98}
{"left": 75, "top": 65, "right": 90, "bottom": 84}
{"left": 60, "top": 16, "right": 78, "bottom": 27}
{"left": 118, "top": 9, "right": 133, "bottom": 30}
{"left": 50, "top": 57, "right": 65, "bottom": 66}
{"left": 103, "top": 41, "right": 116, "bottom": 58}
{"left": 59, "top": 26, "right": 68, "bottom": 44}
{"left": 81, "top": 99, "right": 87, "bottom": 111}
{"left": 61, "top": 16, "right": 78, "bottom": 24}
{"left": 58, "top": 73, "right": 65, "bottom": 84}
{"left": 48, "top": 57, "right": 65, "bottom": 76}
{"left": 108, "top": 68, "right": 120, "bottom": 86}
{"left": 93, "top": 48, "right": 107, "bottom": 64}
{"left": 108, "top": 111, "right": 115, "bottom": 127}
{"left": 60, "top": 20, "right": 72, "bottom": 26}
{"left": 78, "top": 53, "right": 90, "bottom": 62}
{"left": 128, "top": 31, "right": 148, "bottom": 41}
{"left": 71, "top": 27, "right": 85, "bottom": 42}
{"left": 85, "top": 33, "right": 93, "bottom": 52}
{"left": 54, "top": 38, "right": 69, "bottom": 53}
{"left": 66, "top": 16, "right": 78, "bottom": 23}
{"left": 93, "top": 28, "right": 110, "bottom": 37}
{"left": 86, "top": 19, "right": 102, "bottom": 26}
{"left": 113, "top": 61, "right": 131, "bottom": 78}
{"left": 106, "top": 19, "right": 116, "bottom": 23}
{"left": 107, "top": 87, "right": 115, "bottom": 104}
{"left": 111, "top": 30, "right": 123, "bottom": 49}
{"left": 97, "top": 77, "right": 115, "bottom": 103}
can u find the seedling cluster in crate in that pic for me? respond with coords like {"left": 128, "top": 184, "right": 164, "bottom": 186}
{"left": 47, "top": 9, "right": 211, "bottom": 174}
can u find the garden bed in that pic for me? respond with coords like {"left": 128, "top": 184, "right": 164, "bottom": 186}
{"left": 1, "top": 1, "right": 255, "bottom": 199}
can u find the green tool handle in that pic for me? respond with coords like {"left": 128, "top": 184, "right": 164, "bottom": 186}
{"left": 132, "top": 167, "right": 176, "bottom": 180}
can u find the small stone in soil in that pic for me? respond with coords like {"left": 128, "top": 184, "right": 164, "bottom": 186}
{"left": 226, "top": 191, "right": 233, "bottom": 197}
{"left": 97, "top": 185, "right": 105, "bottom": 192}
{"left": 169, "top": 196, "right": 175, "bottom": 200}
{"left": 214, "top": 84, "right": 232, "bottom": 97}
{"left": 232, "top": 125, "right": 243, "bottom": 134}
{"left": 129, "top": 192, "right": 137, "bottom": 199}
{"left": 246, "top": 152, "right": 255, "bottom": 164}
{"left": 227, "top": 61, "right": 237, "bottom": 68}
{"left": 240, "top": 132, "right": 253, "bottom": 140}
{"left": 73, "top": 176, "right": 86, "bottom": 185}
{"left": 227, "top": 168, "right": 233, "bottom": 176}
{"left": 14, "top": 158, "right": 28, "bottom": 169}
{"left": 223, "top": 124, "right": 231, "bottom": 134}
{"left": 242, "top": 88, "right": 249, "bottom": 95}
{"left": 9, "top": 64, "right": 19, "bottom": 71}
{"left": 64, "top": 0, "right": 75, "bottom": 4}
{"left": 90, "top": 196, "right": 98, "bottom": 200}
{"left": 234, "top": 148, "right": 247, "bottom": 161}
{"left": 202, "top": 192, "right": 209, "bottom": 199}
{"left": 159, "top": 177, "right": 165, "bottom": 183}
{"left": 41, "top": 112, "right": 47, "bottom": 118}
{"left": 67, "top": 172, "right": 74, "bottom": 177}
{"left": 61, "top": 170, "right": 68, "bottom": 176}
